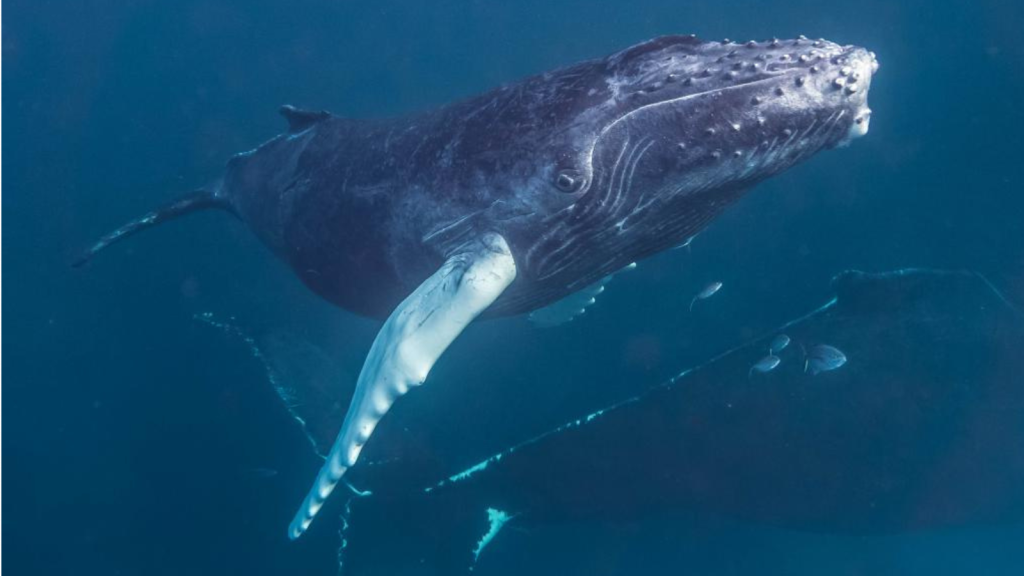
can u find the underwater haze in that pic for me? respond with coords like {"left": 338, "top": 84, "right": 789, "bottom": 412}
{"left": 4, "top": 0, "right": 1024, "bottom": 575}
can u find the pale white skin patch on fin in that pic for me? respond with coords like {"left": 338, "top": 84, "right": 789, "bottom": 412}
{"left": 528, "top": 262, "right": 636, "bottom": 327}
{"left": 288, "top": 233, "right": 517, "bottom": 539}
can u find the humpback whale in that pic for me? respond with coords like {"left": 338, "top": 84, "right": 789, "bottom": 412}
{"left": 76, "top": 34, "right": 879, "bottom": 538}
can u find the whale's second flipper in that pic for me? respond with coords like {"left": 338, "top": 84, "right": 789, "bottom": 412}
{"left": 288, "top": 233, "right": 517, "bottom": 539}
{"left": 528, "top": 262, "right": 637, "bottom": 327}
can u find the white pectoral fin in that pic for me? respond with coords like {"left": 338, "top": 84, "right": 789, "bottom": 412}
{"left": 288, "top": 233, "right": 517, "bottom": 539}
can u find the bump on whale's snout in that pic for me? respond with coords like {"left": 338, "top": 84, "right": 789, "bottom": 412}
{"left": 752, "top": 40, "right": 879, "bottom": 148}
{"left": 738, "top": 39, "right": 880, "bottom": 150}
{"left": 836, "top": 47, "right": 879, "bottom": 141}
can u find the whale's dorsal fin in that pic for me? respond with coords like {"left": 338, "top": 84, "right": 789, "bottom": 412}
{"left": 278, "top": 104, "right": 331, "bottom": 133}
{"left": 288, "top": 233, "right": 517, "bottom": 539}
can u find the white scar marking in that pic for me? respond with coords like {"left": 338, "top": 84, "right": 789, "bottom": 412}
{"left": 613, "top": 137, "right": 650, "bottom": 210}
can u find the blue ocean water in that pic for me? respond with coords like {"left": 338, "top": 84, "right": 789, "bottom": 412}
{"left": 4, "top": 0, "right": 1024, "bottom": 574}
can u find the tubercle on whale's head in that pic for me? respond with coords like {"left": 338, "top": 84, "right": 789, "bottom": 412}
{"left": 514, "top": 35, "right": 878, "bottom": 286}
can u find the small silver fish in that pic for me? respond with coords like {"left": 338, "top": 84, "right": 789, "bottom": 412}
{"left": 689, "top": 281, "right": 723, "bottom": 311}
{"left": 804, "top": 344, "right": 847, "bottom": 375}
{"left": 749, "top": 354, "right": 781, "bottom": 377}
{"left": 769, "top": 334, "right": 791, "bottom": 354}
{"left": 246, "top": 467, "right": 279, "bottom": 478}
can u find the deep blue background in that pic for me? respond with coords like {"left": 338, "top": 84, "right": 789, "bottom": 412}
{"left": 4, "top": 0, "right": 1024, "bottom": 574}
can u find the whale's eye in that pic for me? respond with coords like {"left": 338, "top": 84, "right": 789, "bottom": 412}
{"left": 555, "top": 170, "right": 584, "bottom": 193}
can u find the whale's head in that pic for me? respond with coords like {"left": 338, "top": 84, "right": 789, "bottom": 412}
{"left": 508, "top": 35, "right": 877, "bottom": 297}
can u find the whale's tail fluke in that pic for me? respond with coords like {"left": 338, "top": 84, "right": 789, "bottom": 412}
{"left": 72, "top": 187, "right": 233, "bottom": 268}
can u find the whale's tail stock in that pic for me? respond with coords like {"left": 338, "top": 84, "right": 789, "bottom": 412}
{"left": 72, "top": 185, "right": 233, "bottom": 268}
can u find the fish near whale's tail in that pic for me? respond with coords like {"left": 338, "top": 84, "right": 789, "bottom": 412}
{"left": 72, "top": 187, "right": 233, "bottom": 268}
